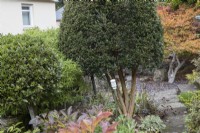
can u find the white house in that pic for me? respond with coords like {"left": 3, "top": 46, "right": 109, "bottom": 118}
{"left": 0, "top": 0, "right": 58, "bottom": 35}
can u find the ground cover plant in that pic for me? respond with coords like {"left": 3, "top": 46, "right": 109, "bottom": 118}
{"left": 178, "top": 90, "right": 200, "bottom": 107}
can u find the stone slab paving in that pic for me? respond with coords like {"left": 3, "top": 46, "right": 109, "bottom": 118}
{"left": 177, "top": 84, "right": 197, "bottom": 92}
{"left": 148, "top": 83, "right": 197, "bottom": 133}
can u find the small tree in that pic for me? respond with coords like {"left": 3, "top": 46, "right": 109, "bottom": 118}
{"left": 59, "top": 0, "right": 163, "bottom": 117}
{"left": 157, "top": 4, "right": 200, "bottom": 83}
{"left": 0, "top": 34, "right": 86, "bottom": 122}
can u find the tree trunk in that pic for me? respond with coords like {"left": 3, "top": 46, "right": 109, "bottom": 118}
{"left": 118, "top": 68, "right": 129, "bottom": 110}
{"left": 107, "top": 68, "right": 138, "bottom": 117}
{"left": 127, "top": 68, "right": 137, "bottom": 118}
{"left": 28, "top": 106, "right": 36, "bottom": 128}
{"left": 91, "top": 75, "right": 97, "bottom": 95}
{"left": 106, "top": 73, "right": 123, "bottom": 114}
{"left": 168, "top": 52, "right": 185, "bottom": 83}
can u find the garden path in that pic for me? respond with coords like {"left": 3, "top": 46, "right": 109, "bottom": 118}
{"left": 146, "top": 83, "right": 196, "bottom": 133}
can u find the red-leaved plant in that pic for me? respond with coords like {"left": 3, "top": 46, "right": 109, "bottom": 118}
{"left": 59, "top": 111, "right": 118, "bottom": 133}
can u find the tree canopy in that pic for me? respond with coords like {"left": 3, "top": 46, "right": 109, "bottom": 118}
{"left": 157, "top": 4, "right": 200, "bottom": 56}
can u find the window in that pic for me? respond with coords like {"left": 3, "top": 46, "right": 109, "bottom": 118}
{"left": 22, "top": 5, "right": 33, "bottom": 27}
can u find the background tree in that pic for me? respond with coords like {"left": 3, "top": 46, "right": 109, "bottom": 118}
{"left": 157, "top": 4, "right": 200, "bottom": 83}
{"left": 59, "top": 0, "right": 163, "bottom": 117}
{"left": 56, "top": 0, "right": 65, "bottom": 9}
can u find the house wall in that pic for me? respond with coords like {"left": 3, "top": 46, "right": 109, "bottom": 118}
{"left": 0, "top": 0, "right": 57, "bottom": 35}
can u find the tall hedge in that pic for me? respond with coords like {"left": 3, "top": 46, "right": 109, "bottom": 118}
{"left": 0, "top": 34, "right": 86, "bottom": 116}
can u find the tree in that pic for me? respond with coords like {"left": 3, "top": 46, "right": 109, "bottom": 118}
{"left": 56, "top": 0, "right": 64, "bottom": 9}
{"left": 59, "top": 0, "right": 163, "bottom": 117}
{"left": 157, "top": 4, "right": 200, "bottom": 83}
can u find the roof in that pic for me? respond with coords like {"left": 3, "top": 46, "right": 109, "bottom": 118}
{"left": 56, "top": 7, "right": 64, "bottom": 21}
{"left": 195, "top": 15, "right": 200, "bottom": 20}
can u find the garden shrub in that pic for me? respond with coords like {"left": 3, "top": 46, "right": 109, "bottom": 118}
{"left": 166, "top": 0, "right": 198, "bottom": 10}
{"left": 186, "top": 55, "right": 200, "bottom": 89}
{"left": 135, "top": 91, "right": 151, "bottom": 115}
{"left": 30, "top": 110, "right": 118, "bottom": 133}
{"left": 185, "top": 100, "right": 200, "bottom": 133}
{"left": 171, "top": 0, "right": 182, "bottom": 10}
{"left": 0, "top": 34, "right": 86, "bottom": 116}
{"left": 116, "top": 115, "right": 137, "bottom": 133}
{"left": 178, "top": 91, "right": 200, "bottom": 107}
{"left": 140, "top": 115, "right": 166, "bottom": 132}
{"left": 23, "top": 28, "right": 59, "bottom": 50}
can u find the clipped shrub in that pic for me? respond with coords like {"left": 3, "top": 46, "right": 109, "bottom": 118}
{"left": 140, "top": 115, "right": 166, "bottom": 132}
{"left": 0, "top": 34, "right": 86, "bottom": 117}
{"left": 58, "top": 60, "right": 87, "bottom": 104}
{"left": 185, "top": 100, "right": 200, "bottom": 133}
{"left": 23, "top": 28, "right": 59, "bottom": 51}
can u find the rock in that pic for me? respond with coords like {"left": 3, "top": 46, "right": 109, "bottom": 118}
{"left": 177, "top": 84, "right": 197, "bottom": 92}
{"left": 139, "top": 76, "right": 151, "bottom": 82}
{"left": 153, "top": 69, "right": 167, "bottom": 82}
{"left": 163, "top": 114, "right": 186, "bottom": 133}
{"left": 194, "top": 78, "right": 200, "bottom": 89}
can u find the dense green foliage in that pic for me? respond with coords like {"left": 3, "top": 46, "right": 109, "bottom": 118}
{"left": 59, "top": 0, "right": 163, "bottom": 75}
{"left": 178, "top": 91, "right": 200, "bottom": 107}
{"left": 0, "top": 34, "right": 86, "bottom": 116}
{"left": 185, "top": 100, "right": 200, "bottom": 133}
{"left": 186, "top": 55, "right": 200, "bottom": 89}
{"left": 59, "top": 2, "right": 110, "bottom": 75}
{"left": 24, "top": 28, "right": 59, "bottom": 51}
{"left": 166, "top": 0, "right": 199, "bottom": 9}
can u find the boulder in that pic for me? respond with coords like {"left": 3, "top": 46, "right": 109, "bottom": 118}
{"left": 139, "top": 76, "right": 151, "bottom": 82}
{"left": 0, "top": 117, "right": 18, "bottom": 128}
{"left": 153, "top": 69, "right": 167, "bottom": 82}
{"left": 194, "top": 78, "right": 200, "bottom": 89}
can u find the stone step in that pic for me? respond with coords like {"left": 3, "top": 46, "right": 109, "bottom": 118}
{"left": 163, "top": 114, "right": 186, "bottom": 133}
{"left": 151, "top": 89, "right": 178, "bottom": 96}
{"left": 177, "top": 84, "right": 197, "bottom": 92}
{"left": 153, "top": 95, "right": 180, "bottom": 105}
{"left": 149, "top": 89, "right": 180, "bottom": 105}
{"left": 157, "top": 102, "right": 186, "bottom": 116}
